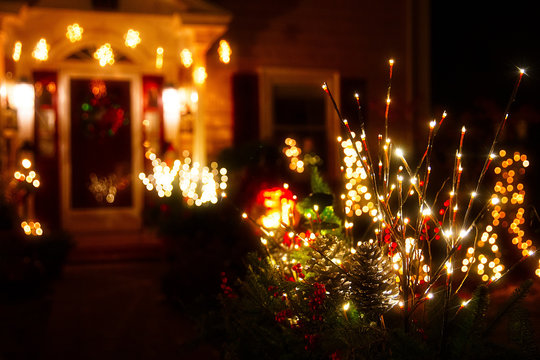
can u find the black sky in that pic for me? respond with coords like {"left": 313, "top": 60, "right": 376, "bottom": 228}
{"left": 431, "top": 1, "right": 540, "bottom": 112}
{"left": 430, "top": 1, "right": 540, "bottom": 205}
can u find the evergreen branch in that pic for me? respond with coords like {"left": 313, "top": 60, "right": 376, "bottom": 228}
{"left": 507, "top": 303, "right": 539, "bottom": 360}
{"left": 484, "top": 279, "right": 533, "bottom": 337}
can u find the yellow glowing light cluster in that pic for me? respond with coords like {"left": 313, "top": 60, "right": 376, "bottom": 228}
{"left": 283, "top": 138, "right": 304, "bottom": 173}
{"left": 94, "top": 43, "right": 115, "bottom": 67}
{"left": 32, "top": 38, "right": 49, "bottom": 61}
{"left": 338, "top": 136, "right": 376, "bottom": 218}
{"left": 497, "top": 151, "right": 535, "bottom": 252}
{"left": 66, "top": 23, "right": 84, "bottom": 42}
{"left": 88, "top": 173, "right": 120, "bottom": 204}
{"left": 21, "top": 221, "right": 43, "bottom": 236}
{"left": 218, "top": 40, "right": 231, "bottom": 64}
{"left": 8, "top": 29, "right": 232, "bottom": 72}
{"left": 139, "top": 155, "right": 181, "bottom": 198}
{"left": 14, "top": 159, "right": 40, "bottom": 188}
{"left": 12, "top": 41, "right": 22, "bottom": 62}
{"left": 391, "top": 237, "right": 430, "bottom": 283}
{"left": 180, "top": 49, "right": 193, "bottom": 68}
{"left": 193, "top": 66, "right": 207, "bottom": 85}
{"left": 462, "top": 149, "right": 534, "bottom": 282}
{"left": 124, "top": 29, "right": 141, "bottom": 48}
{"left": 178, "top": 161, "right": 227, "bottom": 206}
{"left": 155, "top": 47, "right": 164, "bottom": 69}
{"left": 140, "top": 151, "right": 227, "bottom": 206}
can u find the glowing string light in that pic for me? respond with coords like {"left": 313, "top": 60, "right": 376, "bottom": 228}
{"left": 32, "top": 38, "right": 49, "bottom": 61}
{"left": 139, "top": 151, "right": 227, "bottom": 206}
{"left": 124, "top": 29, "right": 141, "bottom": 48}
{"left": 155, "top": 47, "right": 164, "bottom": 69}
{"left": 94, "top": 43, "right": 115, "bottom": 67}
{"left": 338, "top": 136, "right": 375, "bottom": 218}
{"left": 193, "top": 66, "right": 207, "bottom": 85}
{"left": 180, "top": 49, "right": 193, "bottom": 68}
{"left": 14, "top": 158, "right": 41, "bottom": 189}
{"left": 66, "top": 23, "right": 84, "bottom": 42}
{"left": 218, "top": 40, "right": 231, "bottom": 63}
{"left": 463, "top": 149, "right": 537, "bottom": 281}
{"left": 21, "top": 221, "right": 43, "bottom": 236}
{"left": 12, "top": 41, "right": 22, "bottom": 62}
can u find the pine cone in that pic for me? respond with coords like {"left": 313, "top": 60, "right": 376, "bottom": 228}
{"left": 345, "top": 241, "right": 399, "bottom": 316}
{"left": 306, "top": 234, "right": 351, "bottom": 296}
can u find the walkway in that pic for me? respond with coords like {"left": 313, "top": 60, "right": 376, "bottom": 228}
{"left": 1, "top": 260, "right": 219, "bottom": 360}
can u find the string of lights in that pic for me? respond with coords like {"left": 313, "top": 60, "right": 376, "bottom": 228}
{"left": 12, "top": 23, "right": 231, "bottom": 77}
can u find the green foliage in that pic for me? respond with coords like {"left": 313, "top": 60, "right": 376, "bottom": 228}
{"left": 446, "top": 285, "right": 489, "bottom": 359}
{"left": 205, "top": 146, "right": 539, "bottom": 359}
{"left": 507, "top": 304, "right": 538, "bottom": 360}
{"left": 216, "top": 254, "right": 307, "bottom": 359}
{"left": 211, "top": 249, "right": 539, "bottom": 359}
{"left": 214, "top": 252, "right": 393, "bottom": 360}
{"left": 297, "top": 167, "right": 342, "bottom": 235}
{"left": 310, "top": 167, "right": 332, "bottom": 195}
{"left": 485, "top": 279, "right": 533, "bottom": 335}
{"left": 388, "top": 329, "right": 432, "bottom": 360}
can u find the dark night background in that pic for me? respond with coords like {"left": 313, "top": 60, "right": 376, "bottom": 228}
{"left": 431, "top": 2, "right": 540, "bottom": 111}
{"left": 431, "top": 1, "right": 540, "bottom": 207}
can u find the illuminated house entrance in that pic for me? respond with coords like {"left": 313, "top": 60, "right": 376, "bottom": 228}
{"left": 0, "top": 2, "right": 230, "bottom": 239}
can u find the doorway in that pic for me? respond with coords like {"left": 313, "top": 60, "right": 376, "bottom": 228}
{"left": 59, "top": 73, "right": 142, "bottom": 233}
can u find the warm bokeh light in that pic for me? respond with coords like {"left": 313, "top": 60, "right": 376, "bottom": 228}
{"left": 94, "top": 43, "right": 115, "bottom": 66}
{"left": 21, "top": 221, "right": 43, "bottom": 236}
{"left": 12, "top": 41, "right": 22, "bottom": 62}
{"left": 338, "top": 136, "right": 375, "bottom": 219}
{"left": 124, "top": 29, "right": 141, "bottom": 48}
{"left": 66, "top": 23, "right": 84, "bottom": 42}
{"left": 155, "top": 47, "right": 164, "bottom": 69}
{"left": 193, "top": 66, "right": 207, "bottom": 85}
{"left": 218, "top": 39, "right": 231, "bottom": 64}
{"left": 283, "top": 138, "right": 304, "bottom": 173}
{"left": 257, "top": 186, "right": 296, "bottom": 229}
{"left": 139, "top": 151, "right": 227, "bottom": 206}
{"left": 180, "top": 49, "right": 193, "bottom": 68}
{"left": 32, "top": 38, "right": 49, "bottom": 61}
{"left": 462, "top": 150, "right": 536, "bottom": 281}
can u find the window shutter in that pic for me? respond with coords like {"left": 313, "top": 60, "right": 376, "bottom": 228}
{"left": 232, "top": 72, "right": 259, "bottom": 146}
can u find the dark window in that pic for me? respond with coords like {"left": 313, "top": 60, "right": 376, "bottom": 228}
{"left": 272, "top": 84, "right": 327, "bottom": 166}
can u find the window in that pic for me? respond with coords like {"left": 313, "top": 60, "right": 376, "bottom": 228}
{"left": 259, "top": 68, "right": 340, "bottom": 174}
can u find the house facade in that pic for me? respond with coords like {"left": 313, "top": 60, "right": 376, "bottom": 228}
{"left": 0, "top": 0, "right": 429, "bottom": 249}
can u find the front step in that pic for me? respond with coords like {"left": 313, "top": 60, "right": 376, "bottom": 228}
{"left": 67, "top": 230, "right": 165, "bottom": 263}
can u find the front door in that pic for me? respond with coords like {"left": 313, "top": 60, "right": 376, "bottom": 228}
{"left": 60, "top": 74, "right": 142, "bottom": 233}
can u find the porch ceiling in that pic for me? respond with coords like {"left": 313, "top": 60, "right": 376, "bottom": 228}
{"left": 0, "top": 2, "right": 230, "bottom": 76}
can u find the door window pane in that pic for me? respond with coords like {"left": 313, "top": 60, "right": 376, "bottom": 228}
{"left": 70, "top": 79, "right": 132, "bottom": 208}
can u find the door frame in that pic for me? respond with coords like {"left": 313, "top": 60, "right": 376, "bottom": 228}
{"left": 58, "top": 70, "right": 143, "bottom": 233}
